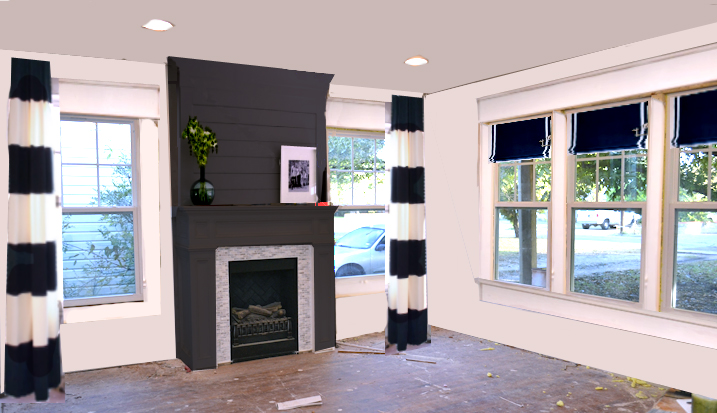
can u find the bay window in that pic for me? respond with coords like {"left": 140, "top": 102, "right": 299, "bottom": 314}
{"left": 480, "top": 79, "right": 717, "bottom": 330}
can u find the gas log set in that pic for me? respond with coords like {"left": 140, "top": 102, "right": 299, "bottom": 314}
{"left": 231, "top": 302, "right": 293, "bottom": 345}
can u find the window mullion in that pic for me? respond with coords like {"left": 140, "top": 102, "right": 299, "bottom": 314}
{"left": 95, "top": 122, "right": 101, "bottom": 207}
{"left": 374, "top": 139, "right": 377, "bottom": 205}
{"left": 708, "top": 151, "right": 713, "bottom": 202}
{"left": 642, "top": 94, "right": 667, "bottom": 312}
{"left": 551, "top": 111, "right": 569, "bottom": 294}
{"left": 621, "top": 154, "right": 625, "bottom": 202}
{"left": 594, "top": 159, "right": 599, "bottom": 202}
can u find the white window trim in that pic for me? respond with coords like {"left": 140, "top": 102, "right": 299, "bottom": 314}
{"left": 475, "top": 49, "right": 717, "bottom": 349}
{"left": 563, "top": 100, "right": 650, "bottom": 309}
{"left": 661, "top": 88, "right": 717, "bottom": 322}
{"left": 328, "top": 127, "right": 388, "bottom": 297}
{"left": 63, "top": 119, "right": 162, "bottom": 324}
{"left": 60, "top": 115, "right": 144, "bottom": 307}
{"left": 491, "top": 121, "right": 553, "bottom": 290}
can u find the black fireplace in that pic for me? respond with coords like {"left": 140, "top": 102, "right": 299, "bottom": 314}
{"left": 229, "top": 258, "right": 299, "bottom": 363}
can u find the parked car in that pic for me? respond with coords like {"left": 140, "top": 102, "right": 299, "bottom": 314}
{"left": 334, "top": 225, "right": 385, "bottom": 277}
{"left": 575, "top": 210, "right": 641, "bottom": 230}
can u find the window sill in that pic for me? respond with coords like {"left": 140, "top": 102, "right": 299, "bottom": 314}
{"left": 335, "top": 274, "right": 385, "bottom": 298}
{"left": 62, "top": 285, "right": 159, "bottom": 324}
{"left": 476, "top": 278, "right": 717, "bottom": 350}
{"left": 64, "top": 293, "right": 143, "bottom": 308}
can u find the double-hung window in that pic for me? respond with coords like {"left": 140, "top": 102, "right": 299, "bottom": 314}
{"left": 328, "top": 129, "right": 387, "bottom": 279}
{"left": 567, "top": 101, "right": 649, "bottom": 303}
{"left": 664, "top": 87, "right": 717, "bottom": 317}
{"left": 492, "top": 116, "right": 552, "bottom": 288}
{"left": 60, "top": 116, "right": 142, "bottom": 306}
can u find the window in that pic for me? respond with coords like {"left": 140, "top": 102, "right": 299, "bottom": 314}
{"left": 664, "top": 87, "right": 717, "bottom": 317}
{"left": 476, "top": 49, "right": 717, "bottom": 350}
{"left": 564, "top": 102, "right": 649, "bottom": 303}
{"left": 492, "top": 116, "right": 552, "bottom": 288}
{"left": 60, "top": 117, "right": 142, "bottom": 306}
{"left": 328, "top": 129, "right": 387, "bottom": 205}
{"left": 328, "top": 129, "right": 387, "bottom": 279}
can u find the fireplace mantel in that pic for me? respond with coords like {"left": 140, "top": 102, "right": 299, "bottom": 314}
{"left": 172, "top": 204, "right": 338, "bottom": 370}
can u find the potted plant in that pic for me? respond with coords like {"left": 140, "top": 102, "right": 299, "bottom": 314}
{"left": 182, "top": 116, "right": 218, "bottom": 205}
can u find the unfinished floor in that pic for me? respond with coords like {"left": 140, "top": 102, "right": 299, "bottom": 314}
{"left": 2, "top": 327, "right": 669, "bottom": 413}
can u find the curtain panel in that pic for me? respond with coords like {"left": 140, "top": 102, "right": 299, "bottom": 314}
{"left": 5, "top": 58, "right": 63, "bottom": 401}
{"left": 569, "top": 102, "right": 648, "bottom": 155}
{"left": 386, "top": 95, "right": 429, "bottom": 353}
{"left": 672, "top": 88, "right": 717, "bottom": 147}
{"left": 490, "top": 116, "right": 551, "bottom": 163}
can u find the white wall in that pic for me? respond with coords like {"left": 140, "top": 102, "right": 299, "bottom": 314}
{"left": 0, "top": 49, "right": 175, "bottom": 374}
{"left": 424, "top": 23, "right": 717, "bottom": 398}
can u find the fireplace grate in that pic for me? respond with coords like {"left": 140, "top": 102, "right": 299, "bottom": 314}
{"left": 233, "top": 317, "right": 293, "bottom": 341}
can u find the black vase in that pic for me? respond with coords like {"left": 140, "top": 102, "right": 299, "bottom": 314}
{"left": 190, "top": 166, "right": 215, "bottom": 205}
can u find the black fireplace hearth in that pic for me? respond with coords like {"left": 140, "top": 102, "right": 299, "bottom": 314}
{"left": 229, "top": 258, "right": 298, "bottom": 362}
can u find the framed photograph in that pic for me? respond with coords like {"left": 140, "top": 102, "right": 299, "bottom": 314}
{"left": 280, "top": 145, "right": 317, "bottom": 203}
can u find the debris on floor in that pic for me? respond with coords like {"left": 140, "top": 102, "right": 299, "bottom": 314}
{"left": 336, "top": 342, "right": 384, "bottom": 352}
{"left": 338, "top": 350, "right": 383, "bottom": 355}
{"left": 404, "top": 358, "right": 437, "bottom": 364}
{"left": 277, "top": 395, "right": 323, "bottom": 410}
{"left": 499, "top": 396, "right": 524, "bottom": 407}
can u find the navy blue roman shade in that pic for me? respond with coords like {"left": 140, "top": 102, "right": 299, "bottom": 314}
{"left": 489, "top": 116, "right": 551, "bottom": 163}
{"left": 569, "top": 102, "right": 648, "bottom": 155}
{"left": 672, "top": 88, "right": 717, "bottom": 147}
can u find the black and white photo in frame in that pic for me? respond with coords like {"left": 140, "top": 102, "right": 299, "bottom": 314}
{"left": 280, "top": 145, "right": 317, "bottom": 203}
{"left": 288, "top": 160, "right": 310, "bottom": 192}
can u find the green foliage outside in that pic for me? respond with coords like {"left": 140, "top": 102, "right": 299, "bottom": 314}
{"left": 498, "top": 162, "right": 551, "bottom": 237}
{"left": 62, "top": 154, "right": 135, "bottom": 299}
{"left": 678, "top": 150, "right": 714, "bottom": 221}
{"left": 329, "top": 136, "right": 385, "bottom": 204}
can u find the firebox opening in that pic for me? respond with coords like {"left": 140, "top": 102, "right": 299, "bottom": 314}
{"left": 229, "top": 258, "right": 299, "bottom": 363}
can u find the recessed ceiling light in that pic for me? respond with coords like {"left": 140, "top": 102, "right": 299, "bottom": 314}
{"left": 404, "top": 56, "right": 428, "bottom": 66}
{"left": 143, "top": 19, "right": 174, "bottom": 31}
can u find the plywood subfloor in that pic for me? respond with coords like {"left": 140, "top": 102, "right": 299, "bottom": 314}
{"left": 1, "top": 327, "right": 666, "bottom": 412}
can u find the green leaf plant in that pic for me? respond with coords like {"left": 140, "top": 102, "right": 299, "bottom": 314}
{"left": 181, "top": 116, "right": 218, "bottom": 168}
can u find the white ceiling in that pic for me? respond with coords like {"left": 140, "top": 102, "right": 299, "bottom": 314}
{"left": 2, "top": 1, "right": 717, "bottom": 94}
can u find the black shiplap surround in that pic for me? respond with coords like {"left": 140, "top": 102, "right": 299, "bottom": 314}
{"left": 167, "top": 58, "right": 337, "bottom": 370}
{"left": 167, "top": 57, "right": 333, "bottom": 206}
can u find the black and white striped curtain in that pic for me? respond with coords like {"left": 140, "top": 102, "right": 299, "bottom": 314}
{"left": 386, "top": 95, "right": 429, "bottom": 354}
{"left": 5, "top": 58, "right": 63, "bottom": 401}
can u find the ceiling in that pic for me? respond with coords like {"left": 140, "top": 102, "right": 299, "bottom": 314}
{"left": 2, "top": 1, "right": 717, "bottom": 94}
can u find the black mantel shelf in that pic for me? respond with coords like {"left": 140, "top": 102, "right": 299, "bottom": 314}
{"left": 172, "top": 204, "right": 338, "bottom": 370}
